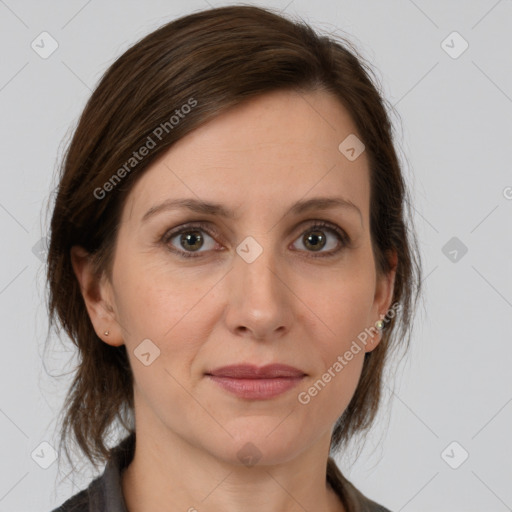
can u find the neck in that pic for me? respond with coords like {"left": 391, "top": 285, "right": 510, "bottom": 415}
{"left": 121, "top": 415, "right": 345, "bottom": 512}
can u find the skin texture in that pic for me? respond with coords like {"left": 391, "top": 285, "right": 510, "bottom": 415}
{"left": 71, "top": 89, "right": 397, "bottom": 512}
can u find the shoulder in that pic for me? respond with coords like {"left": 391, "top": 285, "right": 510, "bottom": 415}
{"left": 350, "top": 492, "right": 394, "bottom": 512}
{"left": 365, "top": 502, "right": 393, "bottom": 512}
{"left": 327, "top": 456, "right": 393, "bottom": 512}
{"left": 49, "top": 486, "right": 90, "bottom": 512}
{"left": 49, "top": 432, "right": 135, "bottom": 512}
{"left": 49, "top": 464, "right": 112, "bottom": 512}
{"left": 49, "top": 470, "right": 107, "bottom": 512}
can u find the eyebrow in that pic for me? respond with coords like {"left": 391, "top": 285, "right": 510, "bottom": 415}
{"left": 141, "top": 196, "right": 362, "bottom": 226}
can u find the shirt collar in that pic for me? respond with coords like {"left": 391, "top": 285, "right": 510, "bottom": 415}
{"left": 90, "top": 432, "right": 135, "bottom": 512}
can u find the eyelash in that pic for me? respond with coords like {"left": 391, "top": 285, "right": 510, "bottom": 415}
{"left": 160, "top": 220, "right": 350, "bottom": 259}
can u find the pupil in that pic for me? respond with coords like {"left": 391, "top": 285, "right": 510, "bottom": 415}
{"left": 182, "top": 231, "right": 203, "bottom": 251}
{"left": 305, "top": 231, "right": 325, "bottom": 251}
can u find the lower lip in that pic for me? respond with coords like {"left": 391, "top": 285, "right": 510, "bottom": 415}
{"left": 206, "top": 375, "right": 305, "bottom": 400}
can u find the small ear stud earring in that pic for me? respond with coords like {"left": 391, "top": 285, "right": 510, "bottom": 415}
{"left": 375, "top": 320, "right": 384, "bottom": 331}
{"left": 104, "top": 330, "right": 110, "bottom": 336}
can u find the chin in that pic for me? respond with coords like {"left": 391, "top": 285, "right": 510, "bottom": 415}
{"left": 209, "top": 422, "right": 308, "bottom": 467}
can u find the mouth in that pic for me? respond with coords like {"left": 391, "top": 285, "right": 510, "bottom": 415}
{"left": 205, "top": 364, "right": 307, "bottom": 400}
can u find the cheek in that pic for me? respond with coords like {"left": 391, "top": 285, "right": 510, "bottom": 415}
{"left": 302, "top": 266, "right": 376, "bottom": 347}
{"left": 296, "top": 346, "right": 365, "bottom": 435}
{"left": 111, "top": 251, "right": 223, "bottom": 394}
{"left": 112, "top": 248, "right": 212, "bottom": 340}
{"left": 294, "top": 260, "right": 374, "bottom": 412}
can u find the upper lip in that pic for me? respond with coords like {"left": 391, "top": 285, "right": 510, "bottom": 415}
{"left": 206, "top": 364, "right": 306, "bottom": 379}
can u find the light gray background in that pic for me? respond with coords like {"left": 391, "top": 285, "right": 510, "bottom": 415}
{"left": 1, "top": 1, "right": 511, "bottom": 511}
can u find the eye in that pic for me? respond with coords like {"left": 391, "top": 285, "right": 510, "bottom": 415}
{"left": 160, "top": 220, "right": 350, "bottom": 259}
{"left": 162, "top": 222, "right": 220, "bottom": 258}
{"left": 291, "top": 220, "right": 349, "bottom": 257}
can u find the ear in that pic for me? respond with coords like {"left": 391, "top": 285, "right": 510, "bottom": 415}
{"left": 366, "top": 249, "right": 398, "bottom": 352}
{"left": 70, "top": 245, "right": 124, "bottom": 347}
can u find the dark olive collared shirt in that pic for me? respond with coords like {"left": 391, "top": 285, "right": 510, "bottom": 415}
{"left": 51, "top": 433, "right": 392, "bottom": 512}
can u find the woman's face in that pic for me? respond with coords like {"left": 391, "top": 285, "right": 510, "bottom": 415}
{"left": 76, "top": 88, "right": 396, "bottom": 466}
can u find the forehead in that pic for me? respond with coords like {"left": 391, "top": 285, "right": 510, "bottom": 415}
{"left": 123, "top": 89, "right": 370, "bottom": 224}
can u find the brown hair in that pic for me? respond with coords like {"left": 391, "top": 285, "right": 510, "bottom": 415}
{"left": 46, "top": 3, "right": 422, "bottom": 478}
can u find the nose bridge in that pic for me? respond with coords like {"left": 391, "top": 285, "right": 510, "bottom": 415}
{"left": 225, "top": 233, "right": 292, "bottom": 337}
{"left": 235, "top": 233, "right": 281, "bottom": 301}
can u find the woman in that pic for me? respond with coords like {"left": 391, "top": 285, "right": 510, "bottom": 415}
{"left": 47, "top": 5, "right": 422, "bottom": 512}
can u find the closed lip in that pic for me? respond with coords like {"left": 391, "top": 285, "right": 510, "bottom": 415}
{"left": 205, "top": 363, "right": 306, "bottom": 379}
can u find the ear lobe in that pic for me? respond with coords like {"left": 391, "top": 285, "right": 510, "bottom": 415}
{"left": 70, "top": 245, "right": 124, "bottom": 347}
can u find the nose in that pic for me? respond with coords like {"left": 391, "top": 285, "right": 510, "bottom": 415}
{"left": 223, "top": 239, "right": 294, "bottom": 341}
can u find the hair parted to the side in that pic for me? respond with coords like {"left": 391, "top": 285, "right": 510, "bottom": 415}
{"left": 45, "top": 3, "right": 423, "bottom": 474}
